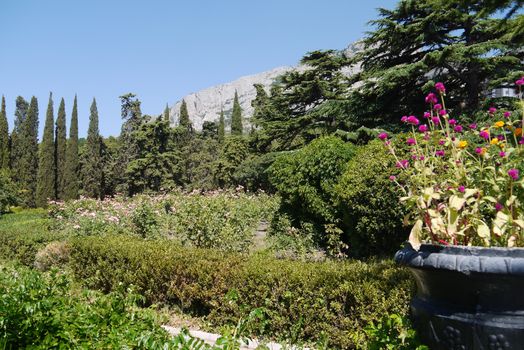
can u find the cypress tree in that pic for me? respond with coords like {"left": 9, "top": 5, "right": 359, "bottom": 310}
{"left": 82, "top": 98, "right": 102, "bottom": 199}
{"left": 64, "top": 95, "right": 79, "bottom": 200}
{"left": 164, "top": 103, "right": 170, "bottom": 122}
{"left": 18, "top": 96, "right": 39, "bottom": 207}
{"left": 231, "top": 91, "right": 242, "bottom": 136}
{"left": 36, "top": 93, "right": 56, "bottom": 207}
{"left": 179, "top": 99, "right": 191, "bottom": 129}
{"left": 218, "top": 108, "right": 225, "bottom": 143}
{"left": 0, "top": 96, "right": 9, "bottom": 170}
{"left": 55, "top": 98, "right": 67, "bottom": 199}
{"left": 10, "top": 97, "right": 29, "bottom": 180}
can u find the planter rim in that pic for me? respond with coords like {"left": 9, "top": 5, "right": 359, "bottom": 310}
{"left": 395, "top": 242, "right": 524, "bottom": 276}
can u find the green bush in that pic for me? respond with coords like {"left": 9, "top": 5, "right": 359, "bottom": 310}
{"left": 364, "top": 314, "right": 428, "bottom": 350}
{"left": 0, "top": 264, "right": 203, "bottom": 349}
{"left": 336, "top": 140, "right": 409, "bottom": 257}
{"left": 69, "top": 236, "right": 414, "bottom": 349}
{"left": 267, "top": 136, "right": 356, "bottom": 253}
{"left": 0, "top": 210, "right": 65, "bottom": 265}
{"left": 0, "top": 171, "right": 18, "bottom": 214}
{"left": 50, "top": 191, "right": 279, "bottom": 252}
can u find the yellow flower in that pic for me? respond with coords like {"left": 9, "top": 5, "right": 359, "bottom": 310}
{"left": 458, "top": 140, "right": 468, "bottom": 149}
{"left": 494, "top": 121, "right": 505, "bottom": 128}
{"left": 516, "top": 128, "right": 523, "bottom": 137}
{"left": 490, "top": 138, "right": 499, "bottom": 145}
{"left": 500, "top": 142, "right": 506, "bottom": 149}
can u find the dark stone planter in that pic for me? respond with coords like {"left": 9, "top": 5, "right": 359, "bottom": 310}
{"left": 395, "top": 243, "right": 524, "bottom": 350}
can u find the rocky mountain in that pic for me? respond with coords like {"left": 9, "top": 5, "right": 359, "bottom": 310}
{"left": 166, "top": 43, "right": 362, "bottom": 131}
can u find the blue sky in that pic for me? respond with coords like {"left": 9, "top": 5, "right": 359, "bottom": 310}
{"left": 0, "top": 0, "right": 397, "bottom": 137}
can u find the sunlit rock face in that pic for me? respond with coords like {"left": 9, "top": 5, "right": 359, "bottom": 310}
{"left": 166, "top": 42, "right": 363, "bottom": 132}
{"left": 167, "top": 66, "right": 293, "bottom": 132}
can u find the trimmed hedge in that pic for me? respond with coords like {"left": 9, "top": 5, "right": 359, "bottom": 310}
{"left": 0, "top": 209, "right": 65, "bottom": 265}
{"left": 70, "top": 236, "right": 414, "bottom": 349}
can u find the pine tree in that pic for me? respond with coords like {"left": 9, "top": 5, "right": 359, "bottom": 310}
{"left": 82, "top": 98, "right": 102, "bottom": 199}
{"left": 0, "top": 96, "right": 9, "bottom": 170}
{"left": 218, "top": 108, "right": 225, "bottom": 143}
{"left": 230, "top": 91, "right": 243, "bottom": 136}
{"left": 164, "top": 103, "right": 170, "bottom": 122}
{"left": 55, "top": 98, "right": 67, "bottom": 199}
{"left": 18, "top": 96, "right": 39, "bottom": 207}
{"left": 64, "top": 95, "right": 79, "bottom": 200}
{"left": 36, "top": 93, "right": 56, "bottom": 207}
{"left": 179, "top": 99, "right": 191, "bottom": 129}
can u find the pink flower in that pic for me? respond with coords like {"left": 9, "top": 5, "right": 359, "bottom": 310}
{"left": 503, "top": 111, "right": 511, "bottom": 118}
{"left": 454, "top": 125, "right": 463, "bottom": 133}
{"left": 434, "top": 103, "right": 442, "bottom": 110}
{"left": 479, "top": 130, "right": 490, "bottom": 140}
{"left": 435, "top": 82, "right": 446, "bottom": 93}
{"left": 378, "top": 132, "right": 389, "bottom": 140}
{"left": 406, "top": 138, "right": 417, "bottom": 146}
{"left": 508, "top": 168, "right": 519, "bottom": 181}
{"left": 435, "top": 150, "right": 445, "bottom": 157}
{"left": 520, "top": 138, "right": 524, "bottom": 145}
{"left": 448, "top": 119, "right": 457, "bottom": 125}
{"left": 389, "top": 175, "right": 396, "bottom": 181}
{"left": 458, "top": 186, "right": 465, "bottom": 193}
{"left": 396, "top": 159, "right": 409, "bottom": 169}
{"left": 488, "top": 107, "right": 497, "bottom": 114}
{"left": 439, "top": 139, "right": 445, "bottom": 145}
{"left": 418, "top": 155, "right": 425, "bottom": 161}
{"left": 418, "top": 124, "right": 428, "bottom": 132}
{"left": 469, "top": 123, "right": 477, "bottom": 129}
{"left": 495, "top": 202, "right": 504, "bottom": 211}
{"left": 411, "top": 154, "right": 418, "bottom": 160}
{"left": 439, "top": 109, "right": 447, "bottom": 116}
{"left": 516, "top": 79, "right": 524, "bottom": 86}
{"left": 423, "top": 133, "right": 430, "bottom": 141}
{"left": 432, "top": 116, "right": 440, "bottom": 124}
{"left": 407, "top": 115, "right": 420, "bottom": 125}
{"left": 425, "top": 93, "right": 438, "bottom": 104}
{"left": 423, "top": 111, "right": 431, "bottom": 118}
{"left": 499, "top": 151, "right": 506, "bottom": 157}
{"left": 401, "top": 115, "right": 408, "bottom": 123}
{"left": 475, "top": 147, "right": 483, "bottom": 154}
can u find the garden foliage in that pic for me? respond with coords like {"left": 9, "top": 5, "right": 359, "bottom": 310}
{"left": 69, "top": 235, "right": 414, "bottom": 349}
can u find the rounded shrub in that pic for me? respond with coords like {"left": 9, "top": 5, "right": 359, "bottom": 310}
{"left": 267, "top": 136, "right": 356, "bottom": 251}
{"left": 336, "top": 140, "right": 408, "bottom": 257}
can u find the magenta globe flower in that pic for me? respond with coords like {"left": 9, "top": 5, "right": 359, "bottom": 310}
{"left": 407, "top": 115, "right": 420, "bottom": 125}
{"left": 432, "top": 117, "right": 440, "bottom": 124}
{"left": 407, "top": 138, "right": 417, "bottom": 146}
{"left": 454, "top": 125, "right": 463, "bottom": 133}
{"left": 449, "top": 119, "right": 457, "bottom": 125}
{"left": 516, "top": 79, "right": 524, "bottom": 86}
{"left": 508, "top": 168, "right": 520, "bottom": 181}
{"left": 504, "top": 111, "right": 511, "bottom": 118}
{"left": 396, "top": 159, "right": 409, "bottom": 169}
{"left": 495, "top": 203, "right": 504, "bottom": 212}
{"left": 458, "top": 186, "right": 465, "bottom": 193}
{"left": 419, "top": 124, "right": 428, "bottom": 132}
{"left": 479, "top": 130, "right": 490, "bottom": 140}
{"left": 401, "top": 115, "right": 408, "bottom": 123}
{"left": 435, "top": 150, "right": 445, "bottom": 157}
{"left": 378, "top": 132, "right": 389, "bottom": 140}
{"left": 434, "top": 103, "right": 442, "bottom": 110}
{"left": 489, "top": 107, "right": 497, "bottom": 114}
{"left": 435, "top": 82, "right": 446, "bottom": 93}
{"left": 469, "top": 123, "right": 477, "bottom": 129}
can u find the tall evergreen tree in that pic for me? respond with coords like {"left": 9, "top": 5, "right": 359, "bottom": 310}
{"left": 118, "top": 93, "right": 143, "bottom": 194}
{"left": 64, "top": 95, "right": 79, "bottom": 200}
{"left": 230, "top": 91, "right": 243, "bottom": 136}
{"left": 10, "top": 97, "right": 29, "bottom": 180}
{"left": 55, "top": 98, "right": 67, "bottom": 199}
{"left": 218, "top": 108, "right": 225, "bottom": 143}
{"left": 18, "top": 97, "right": 39, "bottom": 207}
{"left": 0, "top": 96, "right": 9, "bottom": 170}
{"left": 179, "top": 99, "right": 191, "bottom": 129}
{"left": 36, "top": 93, "right": 56, "bottom": 207}
{"left": 82, "top": 98, "right": 102, "bottom": 199}
{"left": 348, "top": 0, "right": 524, "bottom": 124}
{"left": 164, "top": 103, "right": 170, "bottom": 122}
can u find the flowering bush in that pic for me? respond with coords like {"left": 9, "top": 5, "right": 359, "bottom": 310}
{"left": 49, "top": 190, "right": 279, "bottom": 252}
{"left": 380, "top": 77, "right": 524, "bottom": 248}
